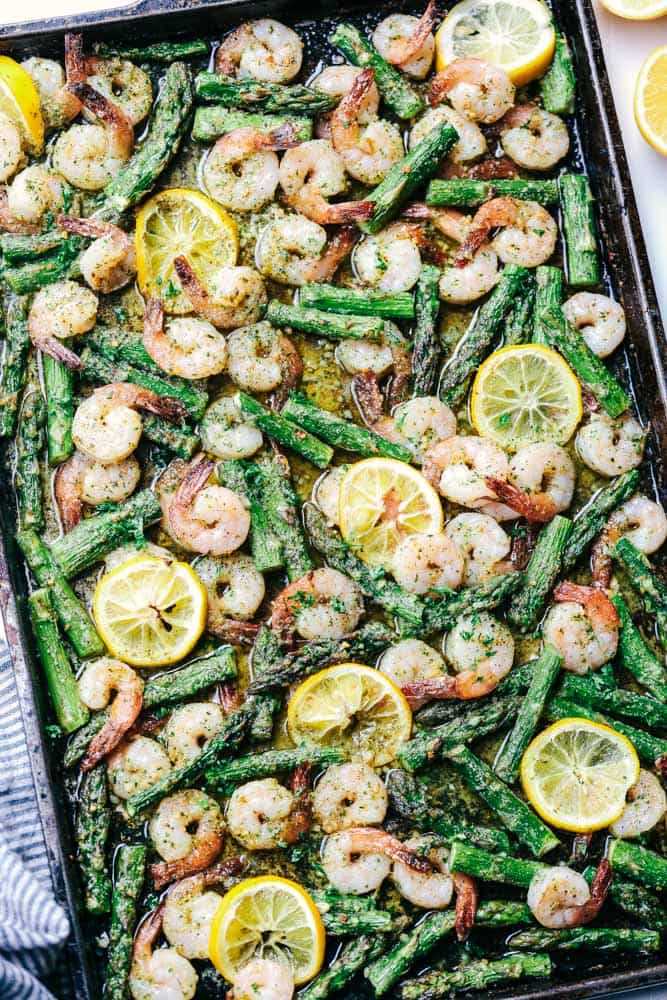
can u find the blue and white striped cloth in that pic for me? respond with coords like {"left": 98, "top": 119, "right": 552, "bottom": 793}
{"left": 0, "top": 649, "right": 70, "bottom": 1000}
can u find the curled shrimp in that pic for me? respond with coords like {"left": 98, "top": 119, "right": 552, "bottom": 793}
{"left": 1, "top": 166, "right": 63, "bottom": 231}
{"left": 527, "top": 860, "right": 612, "bottom": 930}
{"left": 544, "top": 581, "right": 619, "bottom": 674}
{"left": 166, "top": 456, "right": 251, "bottom": 556}
{"left": 430, "top": 58, "right": 515, "bottom": 123}
{"left": 55, "top": 450, "right": 140, "bottom": 531}
{"left": 142, "top": 297, "right": 228, "bottom": 380}
{"left": 57, "top": 215, "right": 136, "bottom": 293}
{"left": 500, "top": 104, "right": 570, "bottom": 172}
{"left": 21, "top": 33, "right": 85, "bottom": 129}
{"left": 149, "top": 789, "right": 225, "bottom": 890}
{"left": 256, "top": 217, "right": 356, "bottom": 286}
{"left": 172, "top": 256, "right": 266, "bottom": 330}
{"left": 271, "top": 567, "right": 364, "bottom": 641}
{"left": 28, "top": 279, "right": 98, "bottom": 368}
{"left": 78, "top": 658, "right": 144, "bottom": 771}
{"left": 231, "top": 960, "right": 294, "bottom": 1000}
{"left": 84, "top": 55, "right": 153, "bottom": 126}
{"left": 372, "top": 1, "right": 437, "bottom": 76}
{"left": 129, "top": 904, "right": 198, "bottom": 1000}
{"left": 203, "top": 124, "right": 298, "bottom": 212}
{"left": 422, "top": 435, "right": 517, "bottom": 521}
{"left": 279, "top": 139, "right": 373, "bottom": 224}
{"left": 162, "top": 857, "right": 248, "bottom": 960}
{"left": 330, "top": 69, "right": 404, "bottom": 185}
{"left": 215, "top": 19, "right": 303, "bottom": 83}
{"left": 456, "top": 196, "right": 558, "bottom": 267}
{"left": 322, "top": 826, "right": 434, "bottom": 895}
{"left": 52, "top": 81, "right": 133, "bottom": 191}
{"left": 592, "top": 495, "right": 667, "bottom": 588}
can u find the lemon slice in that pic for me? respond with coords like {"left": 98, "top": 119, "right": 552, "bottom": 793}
{"left": 209, "top": 876, "right": 325, "bottom": 985}
{"left": 0, "top": 56, "right": 44, "bottom": 155}
{"left": 600, "top": 0, "right": 667, "bottom": 18}
{"left": 135, "top": 188, "right": 238, "bottom": 315}
{"left": 470, "top": 344, "right": 582, "bottom": 451}
{"left": 93, "top": 555, "right": 207, "bottom": 667}
{"left": 435, "top": 0, "right": 556, "bottom": 85}
{"left": 338, "top": 457, "right": 443, "bottom": 569}
{"left": 287, "top": 662, "right": 412, "bottom": 766}
{"left": 635, "top": 46, "right": 667, "bottom": 157}
{"left": 521, "top": 718, "right": 640, "bottom": 833}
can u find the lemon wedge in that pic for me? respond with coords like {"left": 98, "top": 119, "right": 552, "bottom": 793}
{"left": 634, "top": 45, "right": 667, "bottom": 157}
{"left": 0, "top": 55, "right": 44, "bottom": 155}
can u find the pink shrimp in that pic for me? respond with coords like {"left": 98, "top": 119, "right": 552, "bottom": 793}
{"left": 78, "top": 658, "right": 144, "bottom": 771}
{"left": 429, "top": 58, "right": 515, "bottom": 123}
{"left": 527, "top": 859, "right": 612, "bottom": 929}
{"left": 335, "top": 827, "right": 435, "bottom": 872}
{"left": 54, "top": 450, "right": 139, "bottom": 531}
{"left": 172, "top": 256, "right": 266, "bottom": 331}
{"left": 455, "top": 196, "right": 558, "bottom": 267}
{"left": 375, "top": 0, "right": 437, "bottom": 66}
{"left": 142, "top": 295, "right": 229, "bottom": 380}
{"left": 279, "top": 138, "right": 374, "bottom": 224}
{"left": 270, "top": 568, "right": 363, "bottom": 642}
{"left": 167, "top": 456, "right": 251, "bottom": 556}
{"left": 150, "top": 790, "right": 226, "bottom": 890}
{"left": 544, "top": 581, "right": 620, "bottom": 674}
{"left": 283, "top": 761, "right": 313, "bottom": 845}
{"left": 129, "top": 904, "right": 198, "bottom": 997}
{"left": 0, "top": 191, "right": 41, "bottom": 234}
{"left": 453, "top": 872, "right": 479, "bottom": 942}
{"left": 485, "top": 477, "right": 557, "bottom": 523}
{"left": 57, "top": 215, "right": 136, "bottom": 293}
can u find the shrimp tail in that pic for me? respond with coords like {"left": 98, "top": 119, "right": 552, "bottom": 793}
{"left": 284, "top": 761, "right": 313, "bottom": 844}
{"left": 151, "top": 830, "right": 225, "bottom": 890}
{"left": 219, "top": 680, "right": 243, "bottom": 714}
{"left": 339, "top": 68, "right": 376, "bottom": 123}
{"left": 319, "top": 224, "right": 358, "bottom": 280}
{"left": 352, "top": 370, "right": 385, "bottom": 426}
{"left": 401, "top": 201, "right": 437, "bottom": 222}
{"left": 401, "top": 675, "right": 457, "bottom": 709}
{"left": 454, "top": 225, "right": 491, "bottom": 265}
{"left": 259, "top": 122, "right": 301, "bottom": 151}
{"left": 453, "top": 872, "right": 479, "bottom": 942}
{"left": 655, "top": 753, "right": 667, "bottom": 776}
{"left": 455, "top": 196, "right": 518, "bottom": 265}
{"left": 388, "top": 344, "right": 412, "bottom": 408}
{"left": 214, "top": 23, "right": 253, "bottom": 75}
{"left": 173, "top": 255, "right": 241, "bottom": 330}
{"left": 175, "top": 457, "right": 216, "bottom": 508}
{"left": 201, "top": 854, "right": 248, "bottom": 888}
{"left": 132, "top": 903, "right": 165, "bottom": 963}
{"left": 588, "top": 858, "right": 612, "bottom": 913}
{"left": 485, "top": 477, "right": 556, "bottom": 523}
{"left": 0, "top": 191, "right": 41, "bottom": 234}
{"left": 130, "top": 384, "right": 188, "bottom": 424}
{"left": 54, "top": 455, "right": 84, "bottom": 532}
{"left": 64, "top": 32, "right": 87, "bottom": 86}
{"left": 554, "top": 581, "right": 621, "bottom": 627}
{"left": 346, "top": 827, "right": 435, "bottom": 873}
{"left": 318, "top": 200, "right": 375, "bottom": 224}
{"left": 391, "top": 0, "right": 438, "bottom": 66}
{"left": 207, "top": 611, "right": 261, "bottom": 646}
{"left": 66, "top": 81, "right": 134, "bottom": 153}
{"left": 81, "top": 707, "right": 142, "bottom": 771}
{"left": 591, "top": 527, "right": 619, "bottom": 589}
{"left": 56, "top": 213, "right": 122, "bottom": 241}
{"left": 33, "top": 334, "right": 83, "bottom": 370}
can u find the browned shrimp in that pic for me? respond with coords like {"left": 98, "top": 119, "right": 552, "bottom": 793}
{"left": 453, "top": 872, "right": 479, "bottom": 942}
{"left": 271, "top": 568, "right": 363, "bottom": 642}
{"left": 283, "top": 761, "right": 314, "bottom": 845}
{"left": 78, "top": 658, "right": 144, "bottom": 771}
{"left": 485, "top": 477, "right": 557, "bottom": 523}
{"left": 172, "top": 256, "right": 266, "bottom": 331}
{"left": 429, "top": 58, "right": 515, "bottom": 123}
{"left": 129, "top": 903, "right": 198, "bottom": 998}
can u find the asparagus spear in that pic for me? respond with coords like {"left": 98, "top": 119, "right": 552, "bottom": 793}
{"left": 2, "top": 236, "right": 82, "bottom": 294}
{"left": 195, "top": 73, "right": 336, "bottom": 114}
{"left": 330, "top": 23, "right": 423, "bottom": 119}
{"left": 412, "top": 265, "right": 442, "bottom": 396}
{"left": 76, "top": 765, "right": 112, "bottom": 914}
{"left": 545, "top": 697, "right": 667, "bottom": 766}
{"left": 400, "top": 953, "right": 552, "bottom": 999}
{"left": 608, "top": 838, "right": 667, "bottom": 891}
{"left": 360, "top": 122, "right": 459, "bottom": 234}
{"left": 448, "top": 841, "right": 545, "bottom": 887}
{"left": 0, "top": 229, "right": 69, "bottom": 264}
{"left": 236, "top": 392, "right": 333, "bottom": 468}
{"left": 583, "top": 865, "right": 667, "bottom": 931}
{"left": 50, "top": 489, "right": 162, "bottom": 578}
{"left": 301, "top": 934, "right": 387, "bottom": 999}
{"left": 266, "top": 299, "right": 387, "bottom": 343}
{"left": 559, "top": 672, "right": 667, "bottom": 728}
{"left": 540, "top": 34, "right": 576, "bottom": 115}
{"left": 507, "top": 516, "right": 572, "bottom": 630}
{"left": 15, "top": 382, "right": 46, "bottom": 532}
{"left": 140, "top": 414, "right": 200, "bottom": 458}
{"left": 613, "top": 538, "right": 667, "bottom": 651}
{"left": 28, "top": 588, "right": 90, "bottom": 731}
{"left": 193, "top": 106, "right": 312, "bottom": 142}
{"left": 559, "top": 173, "right": 600, "bottom": 287}
{"left": 532, "top": 265, "right": 563, "bottom": 346}
{"left": 255, "top": 453, "right": 314, "bottom": 581}
{"left": 438, "top": 265, "right": 532, "bottom": 405}
{"left": 21, "top": 535, "right": 103, "bottom": 659}
{"left": 304, "top": 503, "right": 424, "bottom": 627}
{"left": 0, "top": 294, "right": 30, "bottom": 437}
{"left": 510, "top": 927, "right": 660, "bottom": 953}
{"left": 423, "top": 572, "right": 522, "bottom": 634}
{"left": 248, "top": 622, "right": 394, "bottom": 694}
{"left": 105, "top": 845, "right": 146, "bottom": 1000}
{"left": 217, "top": 460, "right": 284, "bottom": 574}
{"left": 494, "top": 645, "right": 562, "bottom": 783}
{"left": 247, "top": 624, "right": 283, "bottom": 743}
{"left": 205, "top": 746, "right": 346, "bottom": 792}
{"left": 415, "top": 662, "right": 534, "bottom": 727}
{"left": 282, "top": 392, "right": 413, "bottom": 462}
{"left": 504, "top": 277, "right": 536, "bottom": 347}
{"left": 311, "top": 889, "right": 394, "bottom": 936}
{"left": 611, "top": 594, "right": 667, "bottom": 701}
{"left": 42, "top": 353, "right": 73, "bottom": 465}
{"left": 561, "top": 470, "right": 640, "bottom": 572}
{"left": 426, "top": 177, "right": 560, "bottom": 208}
{"left": 443, "top": 744, "right": 560, "bottom": 856}
{"left": 299, "top": 283, "right": 415, "bottom": 319}
{"left": 95, "top": 39, "right": 209, "bottom": 62}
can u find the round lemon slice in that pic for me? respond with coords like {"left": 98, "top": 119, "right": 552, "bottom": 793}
{"left": 435, "top": 0, "right": 556, "bottom": 85}
{"left": 209, "top": 876, "right": 325, "bottom": 985}
{"left": 521, "top": 718, "right": 640, "bottom": 833}
{"left": 0, "top": 55, "right": 44, "bottom": 155}
{"left": 135, "top": 188, "right": 238, "bottom": 315}
{"left": 93, "top": 554, "right": 207, "bottom": 667}
{"left": 287, "top": 662, "right": 412, "bottom": 766}
{"left": 470, "top": 344, "right": 582, "bottom": 451}
{"left": 635, "top": 46, "right": 667, "bottom": 157}
{"left": 338, "top": 457, "right": 443, "bottom": 569}
{"left": 600, "top": 0, "right": 667, "bottom": 18}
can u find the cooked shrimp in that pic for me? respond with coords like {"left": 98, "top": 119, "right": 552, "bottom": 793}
{"left": 488, "top": 443, "right": 575, "bottom": 523}
{"left": 161, "top": 703, "right": 225, "bottom": 767}
{"left": 410, "top": 106, "right": 486, "bottom": 163}
{"left": 78, "top": 658, "right": 144, "bottom": 771}
{"left": 453, "top": 872, "right": 479, "bottom": 942}
{"left": 279, "top": 139, "right": 373, "bottom": 224}
{"left": 107, "top": 736, "right": 172, "bottom": 801}
{"left": 200, "top": 396, "right": 263, "bottom": 461}
{"left": 456, "top": 197, "right": 558, "bottom": 267}
{"left": 28, "top": 280, "right": 98, "bottom": 367}
{"left": 543, "top": 581, "right": 619, "bottom": 674}
{"left": 439, "top": 247, "right": 500, "bottom": 303}
{"left": 527, "top": 860, "right": 612, "bottom": 930}
{"left": 440, "top": 611, "right": 514, "bottom": 698}
{"left": 337, "top": 337, "right": 394, "bottom": 378}
{"left": 500, "top": 104, "right": 570, "bottom": 171}
{"left": 203, "top": 123, "right": 298, "bottom": 212}
{"left": 312, "top": 763, "right": 388, "bottom": 833}
{"left": 227, "top": 323, "right": 302, "bottom": 393}
{"left": 166, "top": 457, "right": 250, "bottom": 556}
{"left": 423, "top": 436, "right": 517, "bottom": 521}
{"left": 84, "top": 56, "right": 152, "bottom": 125}
{"left": 149, "top": 789, "right": 225, "bottom": 890}
{"left": 430, "top": 58, "right": 515, "bottom": 123}
{"left": 231, "top": 959, "right": 294, "bottom": 1000}
{"left": 55, "top": 450, "right": 140, "bottom": 531}
{"left": 172, "top": 257, "right": 266, "bottom": 330}
{"left": 162, "top": 858, "right": 247, "bottom": 961}
{"left": 129, "top": 905, "right": 198, "bottom": 1000}
{"left": 593, "top": 496, "right": 667, "bottom": 588}
{"left": 72, "top": 383, "right": 187, "bottom": 464}
{"left": 0, "top": 112, "right": 24, "bottom": 183}
{"left": 255, "top": 216, "right": 356, "bottom": 286}
{"left": 226, "top": 778, "right": 294, "bottom": 850}
{"left": 52, "top": 82, "right": 133, "bottom": 191}
{"left": 353, "top": 224, "right": 423, "bottom": 293}
{"left": 215, "top": 19, "right": 303, "bottom": 83}
{"left": 322, "top": 827, "right": 433, "bottom": 895}
{"left": 372, "top": 2, "right": 437, "bottom": 77}
{"left": 271, "top": 567, "right": 363, "bottom": 641}
{"left": 195, "top": 553, "right": 265, "bottom": 633}
{"left": 330, "top": 69, "right": 404, "bottom": 185}
{"left": 142, "top": 297, "right": 228, "bottom": 379}
{"left": 445, "top": 512, "right": 513, "bottom": 585}
{"left": 575, "top": 413, "right": 646, "bottom": 477}
{"left": 391, "top": 396, "right": 457, "bottom": 461}
{"left": 393, "top": 837, "right": 453, "bottom": 909}
{"left": 563, "top": 292, "right": 626, "bottom": 358}
{"left": 312, "top": 65, "right": 379, "bottom": 139}
{"left": 22, "top": 55, "right": 81, "bottom": 130}
{"left": 392, "top": 533, "right": 465, "bottom": 595}
{"left": 3, "top": 166, "right": 63, "bottom": 228}
{"left": 313, "top": 465, "right": 348, "bottom": 526}
{"left": 379, "top": 638, "right": 446, "bottom": 688}
{"left": 609, "top": 770, "right": 667, "bottom": 839}
{"left": 57, "top": 215, "right": 136, "bottom": 293}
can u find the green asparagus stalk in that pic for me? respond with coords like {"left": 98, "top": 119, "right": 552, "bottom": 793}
{"left": 510, "top": 927, "right": 660, "bottom": 953}
{"left": 330, "top": 22, "right": 423, "bottom": 119}
{"left": 504, "top": 277, "right": 536, "bottom": 347}
{"left": 400, "top": 953, "right": 552, "bottom": 999}
{"left": 2, "top": 236, "right": 82, "bottom": 294}
{"left": 561, "top": 470, "right": 640, "bottom": 571}
{"left": 507, "top": 516, "right": 572, "bottom": 630}
{"left": 301, "top": 935, "right": 387, "bottom": 999}
{"left": 611, "top": 594, "right": 667, "bottom": 701}
{"left": 426, "top": 177, "right": 560, "bottom": 208}
{"left": 542, "top": 309, "right": 630, "bottom": 417}
{"left": 105, "top": 845, "right": 146, "bottom": 1000}
{"left": 0, "top": 294, "right": 30, "bottom": 437}
{"left": 443, "top": 744, "right": 560, "bottom": 856}
{"left": 559, "top": 672, "right": 667, "bottom": 728}
{"left": 195, "top": 73, "right": 336, "bottom": 114}
{"left": 608, "top": 838, "right": 667, "bottom": 891}
{"left": 247, "top": 625, "right": 283, "bottom": 743}
{"left": 545, "top": 697, "right": 667, "bottom": 766}
{"left": 299, "top": 283, "right": 415, "bottom": 319}
{"left": 15, "top": 382, "right": 46, "bottom": 532}
{"left": 439, "top": 265, "right": 532, "bottom": 405}
{"left": 42, "top": 354, "right": 74, "bottom": 465}
{"left": 95, "top": 39, "right": 209, "bottom": 62}
{"left": 360, "top": 122, "right": 459, "bottom": 234}
{"left": 193, "top": 105, "right": 312, "bottom": 142}
{"left": 613, "top": 538, "right": 667, "bottom": 651}
{"left": 423, "top": 572, "right": 522, "bottom": 634}
{"left": 21, "top": 535, "right": 103, "bottom": 659}
{"left": 255, "top": 453, "right": 314, "bottom": 581}
{"left": 28, "top": 588, "right": 90, "bottom": 731}
{"left": 412, "top": 265, "right": 442, "bottom": 396}
{"left": 583, "top": 865, "right": 667, "bottom": 931}
{"left": 217, "top": 460, "right": 284, "bottom": 574}
{"left": 140, "top": 414, "right": 200, "bottom": 458}
{"left": 532, "top": 265, "right": 563, "bottom": 346}
{"left": 248, "top": 622, "right": 394, "bottom": 694}
{"left": 205, "top": 746, "right": 346, "bottom": 792}
{"left": 266, "top": 299, "right": 387, "bottom": 343}
{"left": 414, "top": 662, "right": 534, "bottom": 727}
{"left": 559, "top": 173, "right": 600, "bottom": 286}
{"left": 540, "top": 34, "right": 576, "bottom": 114}
{"left": 50, "top": 489, "right": 162, "bottom": 578}
{"left": 281, "top": 392, "right": 413, "bottom": 462}
{"left": 236, "top": 392, "right": 332, "bottom": 468}
{"left": 303, "top": 503, "right": 424, "bottom": 627}
{"left": 76, "top": 765, "right": 112, "bottom": 914}
{"left": 0, "top": 229, "right": 69, "bottom": 264}
{"left": 448, "top": 841, "right": 545, "bottom": 887}
{"left": 311, "top": 889, "right": 393, "bottom": 936}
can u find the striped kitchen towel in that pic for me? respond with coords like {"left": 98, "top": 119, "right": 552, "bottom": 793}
{"left": 0, "top": 649, "right": 70, "bottom": 1000}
